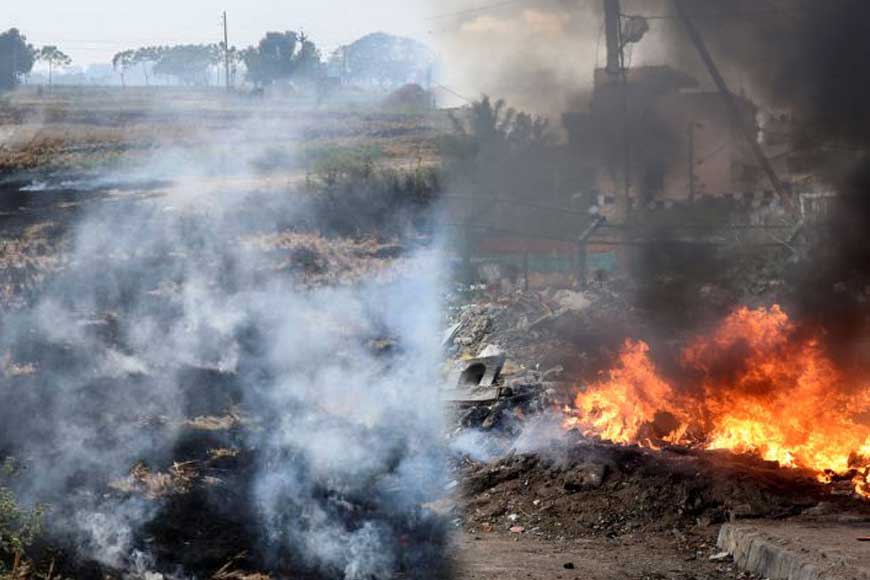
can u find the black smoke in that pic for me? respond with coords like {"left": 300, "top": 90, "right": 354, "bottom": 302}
{"left": 661, "top": 0, "right": 870, "bottom": 360}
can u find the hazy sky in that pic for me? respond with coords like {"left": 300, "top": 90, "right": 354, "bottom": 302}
{"left": 9, "top": 0, "right": 436, "bottom": 68}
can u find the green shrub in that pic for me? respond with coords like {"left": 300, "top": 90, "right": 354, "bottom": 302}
{"left": 308, "top": 144, "right": 385, "bottom": 187}
{"left": 310, "top": 163, "right": 440, "bottom": 236}
{"left": 0, "top": 460, "right": 43, "bottom": 574}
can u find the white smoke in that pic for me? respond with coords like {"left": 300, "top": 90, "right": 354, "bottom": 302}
{"left": 0, "top": 99, "right": 449, "bottom": 578}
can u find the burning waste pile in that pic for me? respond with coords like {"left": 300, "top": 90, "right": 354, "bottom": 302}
{"left": 0, "top": 137, "right": 450, "bottom": 579}
{"left": 445, "top": 277, "right": 870, "bottom": 542}
{"left": 444, "top": 298, "right": 870, "bottom": 559}
{"left": 562, "top": 305, "right": 870, "bottom": 499}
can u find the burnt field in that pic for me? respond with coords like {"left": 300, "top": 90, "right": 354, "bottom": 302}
{"left": 0, "top": 88, "right": 451, "bottom": 580}
{"left": 0, "top": 87, "right": 868, "bottom": 580}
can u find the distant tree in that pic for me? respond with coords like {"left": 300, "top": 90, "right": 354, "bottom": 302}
{"left": 336, "top": 33, "right": 434, "bottom": 89}
{"left": 443, "top": 95, "right": 555, "bottom": 201}
{"left": 294, "top": 32, "right": 322, "bottom": 80}
{"left": 112, "top": 49, "right": 136, "bottom": 87}
{"left": 152, "top": 44, "right": 219, "bottom": 86}
{"left": 451, "top": 96, "right": 514, "bottom": 151}
{"left": 219, "top": 42, "right": 244, "bottom": 88}
{"left": 133, "top": 46, "right": 161, "bottom": 86}
{"left": 243, "top": 31, "right": 322, "bottom": 87}
{"left": 449, "top": 96, "right": 551, "bottom": 151}
{"left": 228, "top": 46, "right": 243, "bottom": 87}
{"left": 243, "top": 31, "right": 296, "bottom": 87}
{"left": 37, "top": 46, "right": 71, "bottom": 87}
{"left": 0, "top": 29, "right": 36, "bottom": 91}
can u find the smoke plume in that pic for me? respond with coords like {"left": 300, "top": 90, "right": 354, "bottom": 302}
{"left": 665, "top": 0, "right": 870, "bottom": 352}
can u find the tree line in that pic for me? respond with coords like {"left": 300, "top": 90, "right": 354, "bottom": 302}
{"left": 1, "top": 26, "right": 432, "bottom": 92}
{"left": 111, "top": 31, "right": 322, "bottom": 88}
{"left": 0, "top": 27, "right": 323, "bottom": 91}
{"left": 0, "top": 29, "right": 71, "bottom": 90}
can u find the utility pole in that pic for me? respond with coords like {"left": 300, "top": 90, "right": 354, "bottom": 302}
{"left": 222, "top": 11, "right": 231, "bottom": 92}
{"left": 672, "top": 0, "right": 788, "bottom": 206}
{"left": 603, "top": 0, "right": 631, "bottom": 212}
{"left": 603, "top": 0, "right": 621, "bottom": 75}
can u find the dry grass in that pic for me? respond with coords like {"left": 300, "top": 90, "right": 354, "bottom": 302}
{"left": 244, "top": 230, "right": 407, "bottom": 286}
{"left": 0, "top": 222, "right": 67, "bottom": 308}
{"left": 110, "top": 461, "right": 201, "bottom": 499}
{"left": 185, "top": 415, "right": 243, "bottom": 432}
{"left": 0, "top": 353, "right": 35, "bottom": 378}
{"left": 0, "top": 86, "right": 447, "bottom": 173}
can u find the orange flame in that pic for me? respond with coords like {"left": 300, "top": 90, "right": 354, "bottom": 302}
{"left": 563, "top": 306, "right": 870, "bottom": 498}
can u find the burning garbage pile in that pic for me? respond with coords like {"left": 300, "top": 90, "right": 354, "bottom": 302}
{"left": 449, "top": 293, "right": 870, "bottom": 550}
{"left": 562, "top": 305, "right": 870, "bottom": 498}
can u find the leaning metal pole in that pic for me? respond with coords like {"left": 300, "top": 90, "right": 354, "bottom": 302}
{"left": 672, "top": 0, "right": 790, "bottom": 208}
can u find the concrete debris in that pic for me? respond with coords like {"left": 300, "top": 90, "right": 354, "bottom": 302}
{"left": 442, "top": 351, "right": 508, "bottom": 404}
{"left": 442, "top": 322, "right": 462, "bottom": 348}
{"left": 551, "top": 289, "right": 592, "bottom": 312}
{"left": 454, "top": 354, "right": 505, "bottom": 389}
{"left": 442, "top": 386, "right": 503, "bottom": 404}
{"left": 718, "top": 521, "right": 870, "bottom": 580}
{"left": 477, "top": 344, "right": 505, "bottom": 358}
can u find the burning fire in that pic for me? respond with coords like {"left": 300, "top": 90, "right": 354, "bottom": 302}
{"left": 563, "top": 306, "right": 870, "bottom": 498}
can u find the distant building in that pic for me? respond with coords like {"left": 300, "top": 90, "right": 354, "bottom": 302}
{"left": 564, "top": 65, "right": 767, "bottom": 220}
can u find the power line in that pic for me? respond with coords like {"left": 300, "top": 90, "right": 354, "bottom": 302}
{"left": 434, "top": 83, "right": 474, "bottom": 103}
{"left": 621, "top": 6, "right": 800, "bottom": 21}
{"left": 426, "top": 0, "right": 526, "bottom": 21}
{"left": 427, "top": 1, "right": 799, "bottom": 25}
{"left": 425, "top": 0, "right": 561, "bottom": 21}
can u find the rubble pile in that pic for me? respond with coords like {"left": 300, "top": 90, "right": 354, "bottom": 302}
{"left": 454, "top": 439, "right": 870, "bottom": 542}
{"left": 446, "top": 283, "right": 638, "bottom": 379}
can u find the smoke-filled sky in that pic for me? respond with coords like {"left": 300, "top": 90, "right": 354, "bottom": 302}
{"left": 9, "top": 0, "right": 433, "bottom": 66}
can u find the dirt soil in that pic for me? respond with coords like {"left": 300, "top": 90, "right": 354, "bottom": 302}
{"left": 448, "top": 437, "right": 870, "bottom": 578}
{"left": 454, "top": 533, "right": 752, "bottom": 580}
